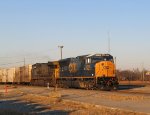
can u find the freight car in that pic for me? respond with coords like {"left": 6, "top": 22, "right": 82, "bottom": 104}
{"left": 0, "top": 65, "right": 32, "bottom": 84}
{"left": 20, "top": 65, "right": 32, "bottom": 84}
{"left": 0, "top": 69, "right": 7, "bottom": 83}
{"left": 6, "top": 68, "right": 15, "bottom": 83}
{"left": 14, "top": 67, "right": 20, "bottom": 84}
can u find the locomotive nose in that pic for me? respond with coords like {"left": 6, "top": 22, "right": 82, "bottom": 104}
{"left": 95, "top": 61, "right": 115, "bottom": 78}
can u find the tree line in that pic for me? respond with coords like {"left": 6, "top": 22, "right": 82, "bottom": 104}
{"left": 116, "top": 69, "right": 150, "bottom": 81}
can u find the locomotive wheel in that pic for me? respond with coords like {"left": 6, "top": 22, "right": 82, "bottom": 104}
{"left": 88, "top": 84, "right": 93, "bottom": 90}
{"left": 112, "top": 85, "right": 118, "bottom": 90}
{"left": 85, "top": 83, "right": 89, "bottom": 90}
{"left": 99, "top": 84, "right": 105, "bottom": 90}
{"left": 84, "top": 82, "right": 94, "bottom": 90}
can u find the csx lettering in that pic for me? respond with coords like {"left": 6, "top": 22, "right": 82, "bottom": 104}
{"left": 103, "top": 66, "right": 109, "bottom": 69}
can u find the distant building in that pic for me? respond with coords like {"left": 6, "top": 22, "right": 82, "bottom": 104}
{"left": 146, "top": 71, "right": 150, "bottom": 76}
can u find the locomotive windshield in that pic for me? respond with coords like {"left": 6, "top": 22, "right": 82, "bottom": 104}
{"left": 86, "top": 54, "right": 114, "bottom": 64}
{"left": 102, "top": 55, "right": 114, "bottom": 62}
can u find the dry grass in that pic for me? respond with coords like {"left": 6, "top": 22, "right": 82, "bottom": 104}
{"left": 21, "top": 92, "right": 61, "bottom": 105}
{"left": 20, "top": 93, "right": 148, "bottom": 115}
{"left": 1, "top": 85, "right": 149, "bottom": 115}
{"left": 70, "top": 109, "right": 147, "bottom": 115}
{"left": 96, "top": 93, "right": 147, "bottom": 101}
{"left": 62, "top": 100, "right": 147, "bottom": 115}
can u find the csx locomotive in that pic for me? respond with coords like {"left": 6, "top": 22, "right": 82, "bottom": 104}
{"left": 32, "top": 54, "right": 119, "bottom": 90}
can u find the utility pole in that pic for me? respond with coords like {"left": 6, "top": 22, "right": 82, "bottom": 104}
{"left": 107, "top": 31, "right": 110, "bottom": 54}
{"left": 58, "top": 46, "right": 64, "bottom": 60}
{"left": 24, "top": 57, "right": 25, "bottom": 67}
{"left": 142, "top": 62, "right": 145, "bottom": 82}
{"left": 143, "top": 64, "right": 145, "bottom": 82}
{"left": 114, "top": 57, "right": 117, "bottom": 79}
{"left": 24, "top": 57, "right": 25, "bottom": 82}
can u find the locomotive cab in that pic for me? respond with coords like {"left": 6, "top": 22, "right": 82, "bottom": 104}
{"left": 95, "top": 61, "right": 118, "bottom": 90}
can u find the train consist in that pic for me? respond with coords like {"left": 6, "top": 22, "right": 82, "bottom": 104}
{"left": 0, "top": 54, "right": 119, "bottom": 90}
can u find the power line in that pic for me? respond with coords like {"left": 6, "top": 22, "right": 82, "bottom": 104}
{"left": 0, "top": 56, "right": 50, "bottom": 62}
{"left": 0, "top": 61, "right": 24, "bottom": 66}
{"left": 0, "top": 48, "right": 57, "bottom": 59}
{"left": 0, "top": 56, "right": 51, "bottom": 67}
{"left": 0, "top": 47, "right": 55, "bottom": 67}
{"left": 0, "top": 56, "right": 25, "bottom": 59}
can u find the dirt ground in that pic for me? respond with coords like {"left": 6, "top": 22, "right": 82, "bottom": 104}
{"left": 119, "top": 81, "right": 150, "bottom": 84}
{"left": 0, "top": 84, "right": 150, "bottom": 115}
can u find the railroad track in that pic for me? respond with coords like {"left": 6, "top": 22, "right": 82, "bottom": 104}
{"left": 116, "top": 90, "right": 150, "bottom": 96}
{"left": 1, "top": 84, "right": 150, "bottom": 98}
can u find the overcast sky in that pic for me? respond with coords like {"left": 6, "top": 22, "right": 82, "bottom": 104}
{"left": 0, "top": 0, "right": 150, "bottom": 70}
